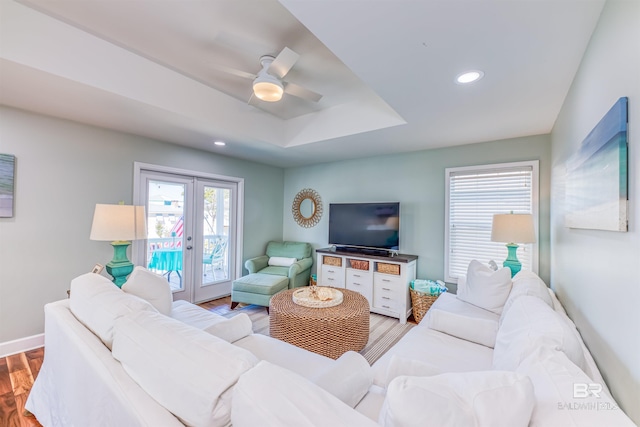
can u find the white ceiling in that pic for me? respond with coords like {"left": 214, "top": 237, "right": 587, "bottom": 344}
{"left": 0, "top": 0, "right": 605, "bottom": 168}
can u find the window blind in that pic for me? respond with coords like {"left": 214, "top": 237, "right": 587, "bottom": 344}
{"left": 446, "top": 163, "right": 537, "bottom": 281}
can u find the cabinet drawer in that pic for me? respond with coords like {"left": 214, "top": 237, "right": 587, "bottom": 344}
{"left": 347, "top": 269, "right": 372, "bottom": 284}
{"left": 321, "top": 265, "right": 345, "bottom": 287}
{"left": 373, "top": 293, "right": 401, "bottom": 311}
{"left": 346, "top": 270, "right": 373, "bottom": 304}
{"left": 374, "top": 274, "right": 404, "bottom": 291}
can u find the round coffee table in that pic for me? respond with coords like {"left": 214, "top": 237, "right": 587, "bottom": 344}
{"left": 269, "top": 288, "right": 370, "bottom": 359}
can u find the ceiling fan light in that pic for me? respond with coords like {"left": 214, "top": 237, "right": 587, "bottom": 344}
{"left": 253, "top": 79, "right": 284, "bottom": 102}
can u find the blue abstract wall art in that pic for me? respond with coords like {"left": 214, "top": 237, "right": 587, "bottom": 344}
{"left": 565, "top": 97, "right": 628, "bottom": 231}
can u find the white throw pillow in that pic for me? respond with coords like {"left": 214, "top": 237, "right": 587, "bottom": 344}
{"left": 379, "top": 371, "right": 534, "bottom": 427}
{"left": 493, "top": 296, "right": 586, "bottom": 371}
{"left": 112, "top": 310, "right": 258, "bottom": 427}
{"left": 310, "top": 351, "right": 373, "bottom": 408}
{"left": 122, "top": 266, "right": 173, "bottom": 316}
{"left": 500, "top": 270, "right": 553, "bottom": 323}
{"left": 69, "top": 272, "right": 157, "bottom": 350}
{"left": 204, "top": 313, "right": 253, "bottom": 343}
{"left": 457, "top": 259, "right": 512, "bottom": 314}
{"left": 456, "top": 274, "right": 468, "bottom": 299}
{"left": 427, "top": 308, "right": 499, "bottom": 348}
{"left": 267, "top": 256, "right": 297, "bottom": 267}
{"left": 516, "top": 346, "right": 636, "bottom": 427}
{"left": 384, "top": 355, "right": 443, "bottom": 386}
{"left": 232, "top": 361, "right": 378, "bottom": 427}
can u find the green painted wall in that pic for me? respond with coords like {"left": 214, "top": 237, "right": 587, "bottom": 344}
{"left": 283, "top": 134, "right": 551, "bottom": 288}
{"left": 0, "top": 106, "right": 284, "bottom": 343}
{"left": 550, "top": 0, "right": 640, "bottom": 422}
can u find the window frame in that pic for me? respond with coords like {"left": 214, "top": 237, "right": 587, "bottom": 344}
{"left": 444, "top": 160, "right": 539, "bottom": 283}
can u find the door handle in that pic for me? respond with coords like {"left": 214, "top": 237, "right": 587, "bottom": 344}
{"left": 186, "top": 245, "right": 193, "bottom": 250}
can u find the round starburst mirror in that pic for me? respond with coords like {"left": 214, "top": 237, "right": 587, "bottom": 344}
{"left": 292, "top": 188, "right": 323, "bottom": 228}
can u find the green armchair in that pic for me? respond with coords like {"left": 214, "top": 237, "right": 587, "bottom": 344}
{"left": 245, "top": 241, "right": 313, "bottom": 288}
{"left": 231, "top": 241, "right": 313, "bottom": 312}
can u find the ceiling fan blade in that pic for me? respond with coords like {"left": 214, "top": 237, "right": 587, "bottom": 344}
{"left": 210, "top": 63, "right": 256, "bottom": 80}
{"left": 284, "top": 82, "right": 323, "bottom": 103}
{"left": 268, "top": 47, "right": 299, "bottom": 79}
{"left": 247, "top": 92, "right": 260, "bottom": 107}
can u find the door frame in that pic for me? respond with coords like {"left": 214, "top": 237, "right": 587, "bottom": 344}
{"left": 132, "top": 162, "right": 245, "bottom": 301}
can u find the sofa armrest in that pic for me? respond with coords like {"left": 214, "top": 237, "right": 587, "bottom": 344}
{"left": 288, "top": 257, "right": 312, "bottom": 277}
{"left": 245, "top": 256, "right": 269, "bottom": 274}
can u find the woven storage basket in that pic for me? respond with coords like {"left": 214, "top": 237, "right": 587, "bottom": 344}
{"left": 410, "top": 289, "right": 439, "bottom": 324}
{"left": 349, "top": 259, "right": 369, "bottom": 270}
{"left": 377, "top": 262, "right": 400, "bottom": 275}
{"left": 323, "top": 256, "right": 342, "bottom": 267}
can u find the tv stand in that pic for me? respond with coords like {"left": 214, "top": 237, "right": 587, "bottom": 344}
{"left": 316, "top": 248, "right": 418, "bottom": 324}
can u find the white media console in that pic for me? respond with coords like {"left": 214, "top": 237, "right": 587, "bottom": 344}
{"left": 315, "top": 248, "right": 418, "bottom": 324}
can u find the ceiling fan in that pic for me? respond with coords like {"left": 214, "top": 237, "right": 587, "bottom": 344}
{"left": 213, "top": 47, "right": 322, "bottom": 104}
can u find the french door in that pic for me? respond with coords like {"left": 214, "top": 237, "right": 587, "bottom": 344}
{"left": 133, "top": 164, "right": 243, "bottom": 303}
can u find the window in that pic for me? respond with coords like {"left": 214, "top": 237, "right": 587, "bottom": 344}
{"left": 445, "top": 161, "right": 539, "bottom": 282}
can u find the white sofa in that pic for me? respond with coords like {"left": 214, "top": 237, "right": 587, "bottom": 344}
{"left": 26, "top": 266, "right": 636, "bottom": 426}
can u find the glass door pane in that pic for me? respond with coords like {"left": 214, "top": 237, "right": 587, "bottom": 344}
{"left": 143, "top": 175, "right": 194, "bottom": 301}
{"left": 194, "top": 180, "right": 236, "bottom": 302}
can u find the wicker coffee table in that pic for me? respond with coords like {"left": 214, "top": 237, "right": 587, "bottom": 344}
{"left": 269, "top": 288, "right": 370, "bottom": 359}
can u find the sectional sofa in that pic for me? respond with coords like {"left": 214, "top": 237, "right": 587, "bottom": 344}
{"left": 25, "top": 264, "right": 635, "bottom": 426}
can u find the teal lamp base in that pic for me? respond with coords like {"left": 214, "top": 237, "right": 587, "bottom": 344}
{"left": 502, "top": 243, "right": 522, "bottom": 278}
{"left": 105, "top": 241, "right": 133, "bottom": 287}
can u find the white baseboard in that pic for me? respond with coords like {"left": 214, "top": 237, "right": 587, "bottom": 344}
{"left": 0, "top": 334, "right": 44, "bottom": 358}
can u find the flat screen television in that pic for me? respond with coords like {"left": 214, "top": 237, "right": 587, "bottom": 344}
{"left": 328, "top": 202, "right": 400, "bottom": 252}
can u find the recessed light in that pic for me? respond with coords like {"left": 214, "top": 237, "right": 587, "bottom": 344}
{"left": 213, "top": 141, "right": 226, "bottom": 146}
{"left": 456, "top": 70, "right": 484, "bottom": 84}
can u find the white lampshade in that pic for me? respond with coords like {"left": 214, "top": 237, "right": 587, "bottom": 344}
{"left": 491, "top": 213, "right": 536, "bottom": 244}
{"left": 90, "top": 204, "right": 147, "bottom": 242}
{"left": 253, "top": 76, "right": 284, "bottom": 102}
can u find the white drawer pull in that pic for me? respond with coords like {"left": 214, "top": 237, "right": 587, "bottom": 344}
{"left": 328, "top": 278, "right": 334, "bottom": 281}
{"left": 354, "top": 274, "right": 361, "bottom": 278}
{"left": 382, "top": 287, "right": 391, "bottom": 291}
{"left": 382, "top": 305, "right": 390, "bottom": 309}
{"left": 354, "top": 282, "right": 361, "bottom": 286}
{"left": 328, "top": 270, "right": 334, "bottom": 273}
{"left": 382, "top": 296, "right": 391, "bottom": 300}
{"left": 383, "top": 279, "right": 391, "bottom": 282}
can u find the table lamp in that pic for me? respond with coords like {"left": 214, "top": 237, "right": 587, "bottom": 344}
{"left": 490, "top": 213, "right": 535, "bottom": 277}
{"left": 90, "top": 203, "right": 147, "bottom": 287}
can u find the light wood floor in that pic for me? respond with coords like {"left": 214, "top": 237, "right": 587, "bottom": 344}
{"left": 1, "top": 295, "right": 415, "bottom": 426}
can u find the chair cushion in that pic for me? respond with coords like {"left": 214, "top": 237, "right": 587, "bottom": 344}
{"left": 122, "top": 266, "right": 173, "bottom": 316}
{"left": 493, "top": 296, "right": 586, "bottom": 371}
{"left": 265, "top": 241, "right": 311, "bottom": 260}
{"left": 258, "top": 266, "right": 289, "bottom": 276}
{"left": 204, "top": 313, "right": 253, "bottom": 343}
{"left": 231, "top": 361, "right": 378, "bottom": 427}
{"left": 457, "top": 259, "right": 512, "bottom": 314}
{"left": 112, "top": 310, "right": 258, "bottom": 427}
{"left": 69, "top": 272, "right": 157, "bottom": 350}
{"left": 232, "top": 273, "right": 289, "bottom": 295}
{"left": 310, "top": 351, "right": 373, "bottom": 408}
{"left": 516, "top": 346, "right": 636, "bottom": 427}
{"left": 379, "top": 371, "right": 534, "bottom": 427}
{"left": 426, "top": 308, "right": 499, "bottom": 348}
{"left": 500, "top": 270, "right": 553, "bottom": 324}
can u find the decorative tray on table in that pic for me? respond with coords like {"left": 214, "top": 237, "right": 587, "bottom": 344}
{"left": 292, "top": 286, "right": 343, "bottom": 308}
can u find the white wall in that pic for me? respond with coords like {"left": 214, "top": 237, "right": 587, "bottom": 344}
{"left": 550, "top": 0, "right": 640, "bottom": 422}
{"left": 283, "top": 134, "right": 551, "bottom": 287}
{"left": 0, "top": 106, "right": 284, "bottom": 345}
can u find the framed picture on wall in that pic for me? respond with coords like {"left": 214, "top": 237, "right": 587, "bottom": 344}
{"left": 565, "top": 97, "right": 628, "bottom": 232}
{"left": 0, "top": 154, "right": 15, "bottom": 218}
